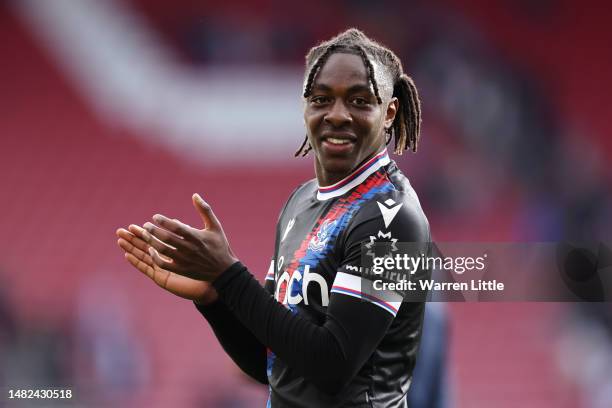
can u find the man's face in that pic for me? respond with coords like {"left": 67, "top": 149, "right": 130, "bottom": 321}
{"left": 303, "top": 52, "right": 397, "bottom": 183}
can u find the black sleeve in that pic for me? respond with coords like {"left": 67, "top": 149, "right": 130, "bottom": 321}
{"left": 213, "top": 200, "right": 430, "bottom": 395}
{"left": 194, "top": 276, "right": 275, "bottom": 385}
{"left": 194, "top": 298, "right": 267, "bottom": 383}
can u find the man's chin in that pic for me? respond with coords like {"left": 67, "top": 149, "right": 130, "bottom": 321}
{"left": 321, "top": 158, "right": 357, "bottom": 181}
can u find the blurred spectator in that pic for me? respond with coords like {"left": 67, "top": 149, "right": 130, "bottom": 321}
{"left": 408, "top": 302, "right": 452, "bottom": 408}
{"left": 557, "top": 303, "right": 612, "bottom": 408}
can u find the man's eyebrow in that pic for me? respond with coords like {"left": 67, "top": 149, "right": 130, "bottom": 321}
{"left": 346, "top": 84, "right": 374, "bottom": 94}
{"left": 310, "top": 83, "right": 332, "bottom": 92}
{"left": 310, "top": 83, "right": 374, "bottom": 94}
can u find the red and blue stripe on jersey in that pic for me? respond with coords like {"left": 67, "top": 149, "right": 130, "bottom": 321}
{"left": 279, "top": 169, "right": 394, "bottom": 310}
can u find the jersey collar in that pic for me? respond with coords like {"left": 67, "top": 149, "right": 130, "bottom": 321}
{"left": 317, "top": 149, "right": 390, "bottom": 201}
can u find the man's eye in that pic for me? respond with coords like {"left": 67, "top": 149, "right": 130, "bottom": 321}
{"left": 351, "top": 97, "right": 369, "bottom": 106}
{"left": 311, "top": 96, "right": 330, "bottom": 105}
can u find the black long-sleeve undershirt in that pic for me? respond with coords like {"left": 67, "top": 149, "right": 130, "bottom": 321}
{"left": 195, "top": 298, "right": 268, "bottom": 384}
{"left": 202, "top": 261, "right": 395, "bottom": 395}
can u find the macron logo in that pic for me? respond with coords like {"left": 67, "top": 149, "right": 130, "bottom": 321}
{"left": 377, "top": 199, "right": 403, "bottom": 228}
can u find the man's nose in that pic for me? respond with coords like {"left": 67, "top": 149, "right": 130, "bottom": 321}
{"left": 324, "top": 100, "right": 352, "bottom": 127}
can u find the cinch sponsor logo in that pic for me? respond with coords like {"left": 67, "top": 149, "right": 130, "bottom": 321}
{"left": 275, "top": 265, "right": 329, "bottom": 307}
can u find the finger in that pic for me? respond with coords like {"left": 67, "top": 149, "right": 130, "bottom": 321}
{"left": 125, "top": 252, "right": 155, "bottom": 280}
{"left": 118, "top": 227, "right": 150, "bottom": 253}
{"left": 143, "top": 222, "right": 191, "bottom": 256}
{"left": 148, "top": 246, "right": 183, "bottom": 274}
{"left": 117, "top": 238, "right": 153, "bottom": 265}
{"left": 150, "top": 214, "right": 199, "bottom": 242}
{"left": 118, "top": 233, "right": 174, "bottom": 263}
{"left": 116, "top": 227, "right": 134, "bottom": 240}
{"left": 192, "top": 194, "right": 222, "bottom": 232}
{"left": 130, "top": 223, "right": 178, "bottom": 257}
{"left": 123, "top": 246, "right": 175, "bottom": 289}
{"left": 126, "top": 224, "right": 156, "bottom": 249}
{"left": 126, "top": 225, "right": 174, "bottom": 258}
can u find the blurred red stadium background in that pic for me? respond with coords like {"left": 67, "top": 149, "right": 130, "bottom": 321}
{"left": 1, "top": 1, "right": 611, "bottom": 407}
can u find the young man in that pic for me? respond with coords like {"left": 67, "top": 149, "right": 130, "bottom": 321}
{"left": 117, "top": 28, "right": 431, "bottom": 407}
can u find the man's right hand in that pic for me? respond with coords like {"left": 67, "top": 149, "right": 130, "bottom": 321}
{"left": 116, "top": 225, "right": 218, "bottom": 305}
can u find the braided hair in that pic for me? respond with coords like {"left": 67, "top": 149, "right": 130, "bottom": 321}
{"left": 296, "top": 28, "right": 421, "bottom": 157}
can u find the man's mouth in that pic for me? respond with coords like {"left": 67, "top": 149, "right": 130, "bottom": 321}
{"left": 320, "top": 133, "right": 356, "bottom": 154}
{"left": 321, "top": 132, "right": 356, "bottom": 145}
{"left": 325, "top": 137, "right": 352, "bottom": 145}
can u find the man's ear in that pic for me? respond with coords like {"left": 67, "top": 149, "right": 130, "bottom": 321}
{"left": 384, "top": 97, "right": 399, "bottom": 129}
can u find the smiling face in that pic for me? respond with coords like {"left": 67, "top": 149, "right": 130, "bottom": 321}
{"left": 304, "top": 52, "right": 398, "bottom": 186}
